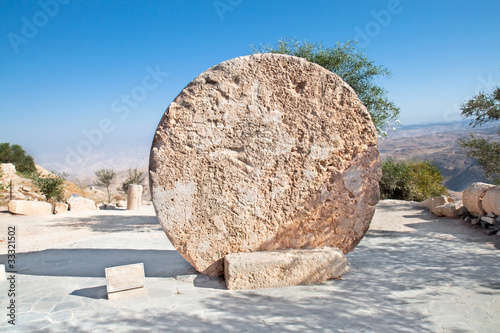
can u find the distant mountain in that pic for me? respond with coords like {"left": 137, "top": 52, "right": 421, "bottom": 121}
{"left": 37, "top": 121, "right": 498, "bottom": 194}
{"left": 379, "top": 121, "right": 498, "bottom": 191}
{"left": 38, "top": 145, "right": 150, "bottom": 180}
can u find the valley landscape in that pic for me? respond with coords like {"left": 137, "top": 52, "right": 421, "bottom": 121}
{"left": 64, "top": 121, "right": 499, "bottom": 197}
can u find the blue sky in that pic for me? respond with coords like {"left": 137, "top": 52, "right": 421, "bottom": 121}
{"left": 1, "top": 0, "right": 499, "bottom": 174}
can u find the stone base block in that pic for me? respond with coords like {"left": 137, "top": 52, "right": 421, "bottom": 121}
{"left": 224, "top": 247, "right": 347, "bottom": 290}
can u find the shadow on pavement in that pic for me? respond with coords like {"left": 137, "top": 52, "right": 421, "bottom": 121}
{"left": 376, "top": 201, "right": 500, "bottom": 250}
{"left": 71, "top": 286, "right": 108, "bottom": 299}
{"left": 0, "top": 249, "right": 196, "bottom": 278}
{"left": 51, "top": 214, "right": 162, "bottom": 233}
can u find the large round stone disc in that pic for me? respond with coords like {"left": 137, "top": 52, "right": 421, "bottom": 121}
{"left": 150, "top": 53, "right": 381, "bottom": 277}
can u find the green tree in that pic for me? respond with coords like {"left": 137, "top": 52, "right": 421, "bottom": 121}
{"left": 0, "top": 143, "right": 36, "bottom": 175}
{"left": 95, "top": 168, "right": 116, "bottom": 203}
{"left": 380, "top": 159, "right": 448, "bottom": 201}
{"left": 251, "top": 38, "right": 400, "bottom": 136}
{"left": 121, "top": 168, "right": 145, "bottom": 194}
{"left": 31, "top": 171, "right": 67, "bottom": 204}
{"left": 458, "top": 86, "right": 500, "bottom": 184}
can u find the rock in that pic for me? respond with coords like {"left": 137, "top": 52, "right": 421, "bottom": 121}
{"left": 432, "top": 200, "right": 463, "bottom": 218}
{"left": 0, "top": 163, "right": 17, "bottom": 179}
{"left": 480, "top": 216, "right": 495, "bottom": 224}
{"left": 8, "top": 200, "right": 52, "bottom": 216}
{"left": 462, "top": 182, "right": 495, "bottom": 216}
{"left": 416, "top": 197, "right": 432, "bottom": 209}
{"left": 224, "top": 247, "right": 347, "bottom": 290}
{"left": 35, "top": 165, "right": 51, "bottom": 176}
{"left": 482, "top": 186, "right": 500, "bottom": 216}
{"left": 175, "top": 274, "right": 198, "bottom": 283}
{"left": 117, "top": 200, "right": 127, "bottom": 208}
{"left": 150, "top": 53, "right": 381, "bottom": 276}
{"left": 67, "top": 196, "right": 97, "bottom": 211}
{"left": 11, "top": 192, "right": 26, "bottom": 200}
{"left": 485, "top": 229, "right": 498, "bottom": 235}
{"left": 127, "top": 184, "right": 143, "bottom": 210}
{"left": 54, "top": 202, "right": 68, "bottom": 214}
{"left": 429, "top": 196, "right": 453, "bottom": 215}
{"left": 458, "top": 205, "right": 469, "bottom": 217}
{"left": 105, "top": 204, "right": 117, "bottom": 210}
{"left": 20, "top": 185, "right": 32, "bottom": 192}
{"left": 471, "top": 218, "right": 480, "bottom": 225}
{"left": 464, "top": 216, "right": 472, "bottom": 223}
{"left": 24, "top": 192, "right": 45, "bottom": 201}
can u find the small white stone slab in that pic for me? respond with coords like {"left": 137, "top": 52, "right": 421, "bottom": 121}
{"left": 105, "top": 263, "right": 146, "bottom": 300}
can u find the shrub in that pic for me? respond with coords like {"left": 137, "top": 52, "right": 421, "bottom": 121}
{"left": 121, "top": 168, "right": 145, "bottom": 194}
{"left": 0, "top": 143, "right": 36, "bottom": 175}
{"left": 95, "top": 168, "right": 116, "bottom": 203}
{"left": 458, "top": 86, "right": 500, "bottom": 184}
{"left": 31, "top": 171, "right": 67, "bottom": 203}
{"left": 380, "top": 159, "right": 448, "bottom": 201}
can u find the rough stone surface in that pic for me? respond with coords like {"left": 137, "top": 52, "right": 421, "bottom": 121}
{"left": 117, "top": 200, "right": 127, "bottom": 208}
{"left": 150, "top": 53, "right": 381, "bottom": 276}
{"left": 0, "top": 163, "right": 18, "bottom": 181}
{"left": 462, "top": 182, "right": 495, "bottom": 216}
{"left": 482, "top": 186, "right": 500, "bottom": 216}
{"left": 53, "top": 202, "right": 68, "bottom": 214}
{"left": 416, "top": 197, "right": 432, "bottom": 209}
{"left": 480, "top": 216, "right": 495, "bottom": 224}
{"left": 67, "top": 196, "right": 97, "bottom": 211}
{"left": 8, "top": 200, "right": 52, "bottom": 216}
{"left": 224, "top": 247, "right": 347, "bottom": 290}
{"left": 429, "top": 196, "right": 453, "bottom": 215}
{"left": 432, "top": 201, "right": 463, "bottom": 218}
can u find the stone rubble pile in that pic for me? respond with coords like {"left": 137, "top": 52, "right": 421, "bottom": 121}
{"left": 424, "top": 182, "right": 500, "bottom": 236}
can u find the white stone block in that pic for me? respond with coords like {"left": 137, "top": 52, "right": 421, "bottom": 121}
{"left": 225, "top": 247, "right": 347, "bottom": 290}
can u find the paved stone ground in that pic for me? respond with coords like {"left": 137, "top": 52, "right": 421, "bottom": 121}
{"left": 0, "top": 200, "right": 499, "bottom": 332}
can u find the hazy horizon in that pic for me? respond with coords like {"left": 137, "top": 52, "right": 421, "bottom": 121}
{"left": 2, "top": 1, "right": 500, "bottom": 178}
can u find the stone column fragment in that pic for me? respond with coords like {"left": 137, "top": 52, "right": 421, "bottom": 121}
{"left": 127, "top": 184, "right": 143, "bottom": 210}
